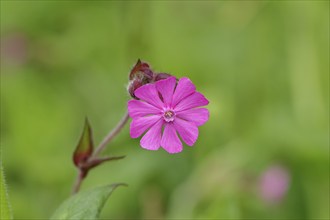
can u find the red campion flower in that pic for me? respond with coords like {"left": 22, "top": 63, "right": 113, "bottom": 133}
{"left": 128, "top": 76, "right": 209, "bottom": 154}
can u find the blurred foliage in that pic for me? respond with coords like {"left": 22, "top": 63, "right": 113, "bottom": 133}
{"left": 0, "top": 1, "right": 329, "bottom": 219}
{"left": 0, "top": 160, "right": 12, "bottom": 219}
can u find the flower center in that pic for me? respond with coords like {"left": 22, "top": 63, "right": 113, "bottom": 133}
{"left": 163, "top": 110, "right": 175, "bottom": 122}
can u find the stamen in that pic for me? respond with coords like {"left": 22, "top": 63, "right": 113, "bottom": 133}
{"left": 163, "top": 110, "right": 175, "bottom": 122}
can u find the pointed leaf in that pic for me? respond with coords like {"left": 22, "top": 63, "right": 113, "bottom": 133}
{"left": 0, "top": 160, "right": 13, "bottom": 219}
{"left": 85, "top": 155, "right": 126, "bottom": 169}
{"left": 73, "top": 118, "right": 94, "bottom": 167}
{"left": 50, "top": 184, "right": 126, "bottom": 220}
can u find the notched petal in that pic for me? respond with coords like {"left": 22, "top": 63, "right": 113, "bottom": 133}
{"left": 140, "top": 119, "right": 163, "bottom": 150}
{"left": 128, "top": 100, "right": 161, "bottom": 118}
{"left": 176, "top": 108, "right": 210, "bottom": 126}
{"left": 134, "top": 83, "right": 163, "bottom": 108}
{"left": 155, "top": 76, "right": 177, "bottom": 106}
{"left": 174, "top": 92, "right": 209, "bottom": 112}
{"left": 130, "top": 115, "right": 161, "bottom": 138}
{"left": 172, "top": 77, "right": 196, "bottom": 106}
{"left": 160, "top": 123, "right": 183, "bottom": 154}
{"left": 174, "top": 118, "right": 199, "bottom": 146}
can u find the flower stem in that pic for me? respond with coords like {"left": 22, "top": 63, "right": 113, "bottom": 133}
{"left": 92, "top": 111, "right": 129, "bottom": 158}
{"left": 71, "top": 170, "right": 83, "bottom": 195}
{"left": 71, "top": 111, "right": 129, "bottom": 195}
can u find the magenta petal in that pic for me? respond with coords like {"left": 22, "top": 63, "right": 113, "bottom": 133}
{"left": 128, "top": 100, "right": 161, "bottom": 118}
{"left": 140, "top": 119, "right": 163, "bottom": 150}
{"left": 174, "top": 92, "right": 209, "bottom": 112}
{"left": 134, "top": 83, "right": 163, "bottom": 108}
{"left": 130, "top": 115, "right": 161, "bottom": 138}
{"left": 173, "top": 117, "right": 198, "bottom": 146}
{"left": 156, "top": 77, "right": 176, "bottom": 106}
{"left": 160, "top": 123, "right": 183, "bottom": 154}
{"left": 176, "top": 108, "right": 209, "bottom": 126}
{"left": 172, "top": 77, "right": 196, "bottom": 107}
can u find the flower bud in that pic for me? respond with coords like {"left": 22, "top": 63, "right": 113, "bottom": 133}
{"left": 73, "top": 118, "right": 94, "bottom": 167}
{"left": 129, "top": 59, "right": 153, "bottom": 81}
{"left": 128, "top": 80, "right": 143, "bottom": 99}
{"left": 154, "top": 73, "right": 173, "bottom": 81}
{"left": 128, "top": 59, "right": 154, "bottom": 99}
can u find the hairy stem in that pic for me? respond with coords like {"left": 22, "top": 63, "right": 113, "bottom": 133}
{"left": 71, "top": 170, "right": 84, "bottom": 195}
{"left": 92, "top": 111, "right": 129, "bottom": 158}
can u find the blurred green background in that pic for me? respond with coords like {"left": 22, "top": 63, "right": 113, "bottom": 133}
{"left": 1, "top": 1, "right": 329, "bottom": 219}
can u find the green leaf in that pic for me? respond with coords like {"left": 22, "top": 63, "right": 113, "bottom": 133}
{"left": 73, "top": 118, "right": 94, "bottom": 167}
{"left": 50, "top": 183, "right": 126, "bottom": 220}
{"left": 0, "top": 160, "right": 13, "bottom": 220}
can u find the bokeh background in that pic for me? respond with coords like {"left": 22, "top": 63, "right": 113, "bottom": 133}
{"left": 1, "top": 1, "right": 329, "bottom": 219}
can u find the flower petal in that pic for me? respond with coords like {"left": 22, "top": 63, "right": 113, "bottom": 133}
{"left": 160, "top": 123, "right": 183, "bottom": 154}
{"left": 140, "top": 119, "right": 163, "bottom": 151}
{"left": 128, "top": 100, "right": 161, "bottom": 118}
{"left": 174, "top": 92, "right": 209, "bottom": 112}
{"left": 130, "top": 115, "right": 162, "bottom": 138}
{"left": 172, "top": 77, "right": 196, "bottom": 107}
{"left": 134, "top": 83, "right": 163, "bottom": 108}
{"left": 173, "top": 117, "right": 198, "bottom": 146}
{"left": 156, "top": 76, "right": 176, "bottom": 107}
{"left": 176, "top": 108, "right": 209, "bottom": 126}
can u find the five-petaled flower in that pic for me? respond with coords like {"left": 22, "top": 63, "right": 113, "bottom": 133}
{"left": 128, "top": 76, "right": 209, "bottom": 154}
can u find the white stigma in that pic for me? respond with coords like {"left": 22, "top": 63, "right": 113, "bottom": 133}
{"left": 163, "top": 110, "right": 175, "bottom": 122}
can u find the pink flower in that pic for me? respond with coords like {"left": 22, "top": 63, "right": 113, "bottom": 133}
{"left": 259, "top": 165, "right": 290, "bottom": 204}
{"left": 128, "top": 76, "right": 209, "bottom": 154}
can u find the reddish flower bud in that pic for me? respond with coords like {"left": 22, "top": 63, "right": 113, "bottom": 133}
{"left": 73, "top": 118, "right": 94, "bottom": 167}
{"left": 128, "top": 80, "right": 143, "bottom": 99}
{"left": 154, "top": 73, "right": 173, "bottom": 81}
{"left": 128, "top": 59, "right": 155, "bottom": 99}
{"left": 129, "top": 59, "right": 153, "bottom": 81}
